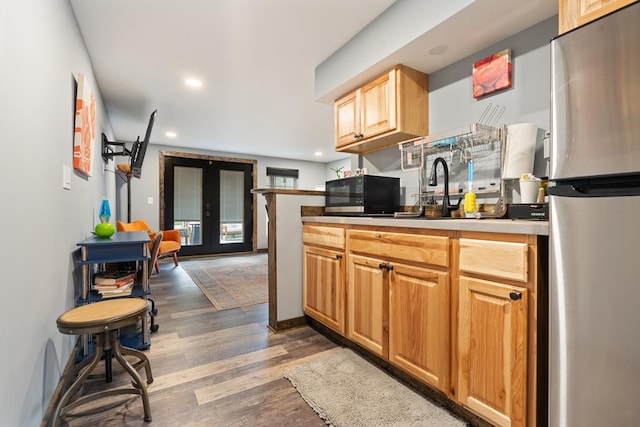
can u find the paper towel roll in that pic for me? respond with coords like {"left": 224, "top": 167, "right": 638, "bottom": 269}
{"left": 502, "top": 123, "right": 537, "bottom": 179}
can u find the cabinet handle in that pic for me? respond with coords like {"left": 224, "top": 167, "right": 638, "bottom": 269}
{"left": 354, "top": 133, "right": 364, "bottom": 139}
{"left": 336, "top": 254, "right": 343, "bottom": 260}
{"left": 509, "top": 291, "right": 522, "bottom": 301}
{"left": 379, "top": 263, "right": 387, "bottom": 270}
{"left": 378, "top": 263, "right": 393, "bottom": 271}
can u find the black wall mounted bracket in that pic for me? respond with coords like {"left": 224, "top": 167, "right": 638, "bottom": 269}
{"left": 101, "top": 133, "right": 136, "bottom": 163}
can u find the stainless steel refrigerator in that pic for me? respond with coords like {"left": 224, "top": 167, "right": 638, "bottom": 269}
{"left": 549, "top": 2, "right": 640, "bottom": 426}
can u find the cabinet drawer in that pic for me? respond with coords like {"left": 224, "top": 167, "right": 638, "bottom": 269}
{"left": 459, "top": 238, "right": 528, "bottom": 282}
{"left": 303, "top": 225, "right": 345, "bottom": 250}
{"left": 348, "top": 230, "right": 449, "bottom": 267}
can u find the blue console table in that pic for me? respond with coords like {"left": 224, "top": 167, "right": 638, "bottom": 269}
{"left": 77, "top": 231, "right": 151, "bottom": 355}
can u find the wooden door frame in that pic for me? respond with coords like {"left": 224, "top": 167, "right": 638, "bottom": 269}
{"left": 159, "top": 151, "right": 258, "bottom": 252}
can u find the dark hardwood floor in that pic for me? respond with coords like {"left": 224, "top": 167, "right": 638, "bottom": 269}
{"left": 54, "top": 260, "right": 336, "bottom": 427}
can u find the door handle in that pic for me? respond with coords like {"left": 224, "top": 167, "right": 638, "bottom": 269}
{"left": 509, "top": 291, "right": 522, "bottom": 301}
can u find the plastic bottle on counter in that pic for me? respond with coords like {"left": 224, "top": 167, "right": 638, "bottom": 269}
{"left": 464, "top": 192, "right": 478, "bottom": 218}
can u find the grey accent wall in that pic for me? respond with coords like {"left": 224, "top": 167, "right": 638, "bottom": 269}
{"left": 359, "top": 16, "right": 557, "bottom": 204}
{"left": 315, "top": 0, "right": 475, "bottom": 102}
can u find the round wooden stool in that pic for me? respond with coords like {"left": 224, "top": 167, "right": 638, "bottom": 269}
{"left": 53, "top": 298, "right": 153, "bottom": 426}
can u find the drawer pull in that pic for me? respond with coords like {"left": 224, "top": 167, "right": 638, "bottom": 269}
{"left": 509, "top": 291, "right": 522, "bottom": 301}
{"left": 378, "top": 263, "right": 393, "bottom": 271}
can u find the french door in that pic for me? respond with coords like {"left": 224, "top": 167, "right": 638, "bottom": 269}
{"left": 163, "top": 155, "right": 254, "bottom": 256}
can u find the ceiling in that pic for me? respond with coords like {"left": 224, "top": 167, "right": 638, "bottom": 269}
{"left": 70, "top": 0, "right": 557, "bottom": 164}
{"left": 70, "top": 0, "right": 395, "bottom": 163}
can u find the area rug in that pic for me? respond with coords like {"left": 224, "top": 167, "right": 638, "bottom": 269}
{"left": 284, "top": 348, "right": 467, "bottom": 427}
{"left": 181, "top": 253, "right": 267, "bottom": 311}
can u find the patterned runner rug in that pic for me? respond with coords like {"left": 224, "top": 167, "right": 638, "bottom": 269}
{"left": 181, "top": 253, "right": 267, "bottom": 311}
{"left": 284, "top": 347, "right": 468, "bottom": 427}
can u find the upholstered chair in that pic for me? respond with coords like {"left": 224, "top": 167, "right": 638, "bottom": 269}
{"left": 116, "top": 220, "right": 181, "bottom": 274}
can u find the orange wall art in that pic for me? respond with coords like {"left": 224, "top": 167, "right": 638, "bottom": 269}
{"left": 472, "top": 49, "right": 512, "bottom": 99}
{"left": 73, "top": 73, "right": 96, "bottom": 176}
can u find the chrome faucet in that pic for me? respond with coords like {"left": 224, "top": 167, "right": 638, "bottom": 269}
{"left": 428, "top": 157, "right": 461, "bottom": 217}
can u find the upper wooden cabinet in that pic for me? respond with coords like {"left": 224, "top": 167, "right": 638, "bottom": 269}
{"left": 334, "top": 64, "right": 428, "bottom": 154}
{"left": 559, "top": 0, "right": 636, "bottom": 33}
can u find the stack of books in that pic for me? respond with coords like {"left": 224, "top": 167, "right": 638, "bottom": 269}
{"left": 94, "top": 271, "right": 136, "bottom": 298}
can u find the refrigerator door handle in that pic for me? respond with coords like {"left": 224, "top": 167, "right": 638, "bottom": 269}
{"left": 549, "top": 181, "right": 640, "bottom": 198}
{"left": 548, "top": 184, "right": 585, "bottom": 197}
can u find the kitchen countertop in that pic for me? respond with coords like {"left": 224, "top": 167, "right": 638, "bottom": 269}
{"left": 302, "top": 216, "right": 548, "bottom": 236}
{"left": 252, "top": 188, "right": 325, "bottom": 196}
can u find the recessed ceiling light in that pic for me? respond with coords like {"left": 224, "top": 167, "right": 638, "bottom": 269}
{"left": 185, "top": 78, "right": 202, "bottom": 88}
{"left": 165, "top": 131, "right": 177, "bottom": 138}
{"left": 429, "top": 45, "right": 448, "bottom": 56}
{"left": 314, "top": 151, "right": 323, "bottom": 156}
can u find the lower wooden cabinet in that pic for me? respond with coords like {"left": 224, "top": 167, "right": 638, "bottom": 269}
{"left": 347, "top": 253, "right": 387, "bottom": 357}
{"left": 303, "top": 245, "right": 345, "bottom": 334}
{"left": 347, "top": 229, "right": 451, "bottom": 392}
{"left": 302, "top": 224, "right": 346, "bottom": 334}
{"left": 389, "top": 262, "right": 450, "bottom": 392}
{"left": 457, "top": 276, "right": 528, "bottom": 427}
{"left": 301, "top": 223, "right": 544, "bottom": 427}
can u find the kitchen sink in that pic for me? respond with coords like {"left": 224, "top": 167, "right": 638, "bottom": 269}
{"left": 393, "top": 212, "right": 461, "bottom": 220}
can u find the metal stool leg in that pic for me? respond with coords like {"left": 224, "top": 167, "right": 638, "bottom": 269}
{"left": 119, "top": 343, "right": 154, "bottom": 384}
{"left": 52, "top": 333, "right": 105, "bottom": 427}
{"left": 111, "top": 331, "right": 152, "bottom": 422}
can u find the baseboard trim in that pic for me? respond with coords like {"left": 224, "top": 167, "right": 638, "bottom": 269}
{"left": 268, "top": 316, "right": 307, "bottom": 333}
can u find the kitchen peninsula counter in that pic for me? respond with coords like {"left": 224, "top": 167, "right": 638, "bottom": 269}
{"left": 252, "top": 188, "right": 325, "bottom": 332}
{"left": 302, "top": 215, "right": 548, "bottom": 236}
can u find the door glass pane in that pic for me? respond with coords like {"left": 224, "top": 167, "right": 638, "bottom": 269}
{"left": 220, "top": 170, "right": 244, "bottom": 244}
{"left": 173, "top": 166, "right": 202, "bottom": 246}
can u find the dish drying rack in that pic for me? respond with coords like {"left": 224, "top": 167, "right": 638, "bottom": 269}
{"left": 397, "top": 105, "right": 508, "bottom": 218}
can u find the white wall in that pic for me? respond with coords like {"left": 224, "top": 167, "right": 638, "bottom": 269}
{"left": 0, "top": 0, "right": 113, "bottom": 425}
{"left": 116, "top": 144, "right": 330, "bottom": 250}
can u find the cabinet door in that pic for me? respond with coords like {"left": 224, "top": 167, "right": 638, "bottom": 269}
{"left": 335, "top": 90, "right": 360, "bottom": 148}
{"left": 458, "top": 276, "right": 528, "bottom": 427}
{"left": 389, "top": 262, "right": 450, "bottom": 392}
{"left": 347, "top": 253, "right": 387, "bottom": 358}
{"left": 559, "top": 0, "right": 636, "bottom": 33}
{"left": 303, "top": 245, "right": 345, "bottom": 334}
{"left": 360, "top": 70, "right": 396, "bottom": 139}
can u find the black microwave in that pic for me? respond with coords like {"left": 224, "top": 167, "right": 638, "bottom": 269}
{"left": 325, "top": 175, "right": 400, "bottom": 216}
